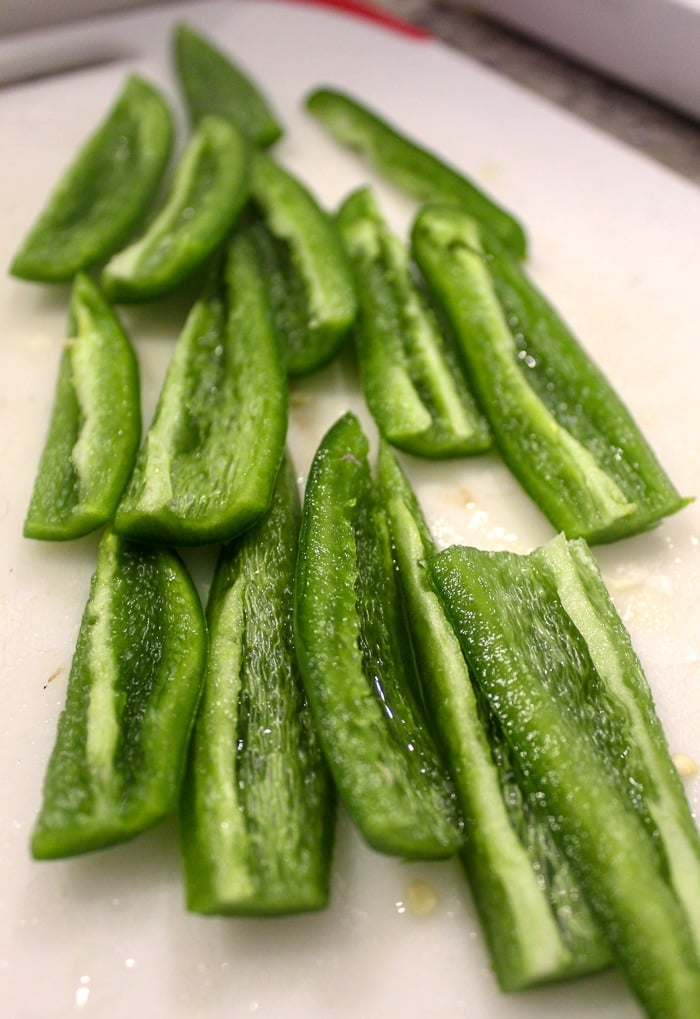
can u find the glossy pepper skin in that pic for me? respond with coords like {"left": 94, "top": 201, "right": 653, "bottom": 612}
{"left": 336, "top": 187, "right": 491, "bottom": 458}
{"left": 305, "top": 86, "right": 527, "bottom": 259}
{"left": 31, "top": 528, "right": 206, "bottom": 860}
{"left": 294, "top": 411, "right": 463, "bottom": 859}
{"left": 102, "top": 114, "right": 250, "bottom": 303}
{"left": 376, "top": 444, "right": 611, "bottom": 990}
{"left": 24, "top": 273, "right": 141, "bottom": 541}
{"left": 412, "top": 204, "right": 690, "bottom": 543}
{"left": 174, "top": 21, "right": 283, "bottom": 147}
{"left": 10, "top": 75, "right": 173, "bottom": 282}
{"left": 430, "top": 534, "right": 700, "bottom": 1018}
{"left": 114, "top": 229, "right": 288, "bottom": 547}
{"left": 248, "top": 152, "right": 357, "bottom": 376}
{"left": 180, "top": 454, "right": 335, "bottom": 916}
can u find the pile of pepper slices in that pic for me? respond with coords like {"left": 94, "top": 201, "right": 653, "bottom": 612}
{"left": 11, "top": 22, "right": 700, "bottom": 1019}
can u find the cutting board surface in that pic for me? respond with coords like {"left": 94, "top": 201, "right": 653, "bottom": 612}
{"left": 1, "top": 3, "right": 699, "bottom": 1017}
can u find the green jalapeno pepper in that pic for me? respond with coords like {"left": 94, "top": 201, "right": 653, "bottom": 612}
{"left": 294, "top": 411, "right": 462, "bottom": 859}
{"left": 430, "top": 534, "right": 700, "bottom": 1018}
{"left": 23, "top": 273, "right": 141, "bottom": 541}
{"left": 180, "top": 453, "right": 335, "bottom": 915}
{"left": 114, "top": 227, "right": 287, "bottom": 547}
{"left": 412, "top": 204, "right": 690, "bottom": 543}
{"left": 31, "top": 528, "right": 206, "bottom": 860}
{"left": 10, "top": 75, "right": 173, "bottom": 283}
{"left": 337, "top": 187, "right": 490, "bottom": 458}
{"left": 377, "top": 444, "right": 612, "bottom": 990}
{"left": 101, "top": 114, "right": 249, "bottom": 304}
{"left": 305, "top": 86, "right": 527, "bottom": 259}
{"left": 247, "top": 152, "right": 357, "bottom": 376}
{"left": 174, "top": 21, "right": 283, "bottom": 148}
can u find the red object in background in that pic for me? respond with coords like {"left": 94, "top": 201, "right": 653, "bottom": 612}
{"left": 277, "top": 0, "right": 431, "bottom": 39}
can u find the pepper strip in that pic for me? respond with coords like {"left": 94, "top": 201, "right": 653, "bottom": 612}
{"left": 430, "top": 534, "right": 700, "bottom": 1018}
{"left": 31, "top": 529, "right": 206, "bottom": 859}
{"left": 248, "top": 152, "right": 357, "bottom": 376}
{"left": 337, "top": 186, "right": 490, "bottom": 458}
{"left": 305, "top": 86, "right": 527, "bottom": 259}
{"left": 377, "top": 444, "right": 611, "bottom": 989}
{"left": 174, "top": 21, "right": 283, "bottom": 147}
{"left": 180, "top": 454, "right": 335, "bottom": 915}
{"left": 24, "top": 273, "right": 140, "bottom": 541}
{"left": 114, "top": 230, "right": 288, "bottom": 547}
{"left": 10, "top": 75, "right": 173, "bottom": 283}
{"left": 294, "top": 411, "right": 462, "bottom": 859}
{"left": 412, "top": 204, "right": 689, "bottom": 543}
{"left": 102, "top": 115, "right": 249, "bottom": 303}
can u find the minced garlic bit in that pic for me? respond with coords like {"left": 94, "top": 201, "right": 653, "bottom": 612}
{"left": 406, "top": 878, "right": 438, "bottom": 917}
{"left": 672, "top": 753, "right": 698, "bottom": 778}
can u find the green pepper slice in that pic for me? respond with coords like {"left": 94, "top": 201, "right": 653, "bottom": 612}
{"left": 10, "top": 75, "right": 173, "bottom": 283}
{"left": 377, "top": 444, "right": 612, "bottom": 989}
{"left": 412, "top": 204, "right": 690, "bottom": 543}
{"left": 294, "top": 411, "right": 462, "bottom": 859}
{"left": 180, "top": 453, "right": 335, "bottom": 915}
{"left": 174, "top": 21, "right": 283, "bottom": 147}
{"left": 247, "top": 152, "right": 357, "bottom": 376}
{"left": 101, "top": 115, "right": 249, "bottom": 303}
{"left": 113, "top": 229, "right": 287, "bottom": 547}
{"left": 305, "top": 86, "right": 527, "bottom": 259}
{"left": 337, "top": 187, "right": 490, "bottom": 458}
{"left": 31, "top": 528, "right": 206, "bottom": 860}
{"left": 430, "top": 534, "right": 700, "bottom": 1018}
{"left": 23, "top": 273, "right": 141, "bottom": 541}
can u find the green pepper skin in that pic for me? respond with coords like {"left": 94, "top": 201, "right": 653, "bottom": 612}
{"left": 23, "top": 274, "right": 141, "bottom": 541}
{"left": 180, "top": 454, "right": 335, "bottom": 915}
{"left": 430, "top": 534, "right": 700, "bottom": 1018}
{"left": 248, "top": 152, "right": 357, "bottom": 376}
{"left": 294, "top": 411, "right": 462, "bottom": 859}
{"left": 101, "top": 115, "right": 250, "bottom": 304}
{"left": 337, "top": 187, "right": 491, "bottom": 458}
{"left": 412, "top": 204, "right": 690, "bottom": 543}
{"left": 114, "top": 230, "right": 287, "bottom": 547}
{"left": 377, "top": 444, "right": 612, "bottom": 990}
{"left": 10, "top": 75, "right": 173, "bottom": 282}
{"left": 31, "top": 529, "right": 206, "bottom": 860}
{"left": 305, "top": 86, "right": 527, "bottom": 260}
{"left": 174, "top": 21, "right": 283, "bottom": 147}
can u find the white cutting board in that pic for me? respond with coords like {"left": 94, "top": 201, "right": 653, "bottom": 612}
{"left": 1, "top": 3, "right": 699, "bottom": 1018}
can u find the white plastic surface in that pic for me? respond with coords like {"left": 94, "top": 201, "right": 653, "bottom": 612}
{"left": 1, "top": 3, "right": 699, "bottom": 1018}
{"left": 463, "top": 0, "right": 700, "bottom": 121}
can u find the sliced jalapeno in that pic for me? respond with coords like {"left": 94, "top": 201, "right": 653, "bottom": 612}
{"left": 337, "top": 187, "right": 490, "bottom": 458}
{"left": 24, "top": 273, "right": 141, "bottom": 541}
{"left": 102, "top": 114, "right": 249, "bottom": 304}
{"left": 430, "top": 534, "right": 700, "bottom": 1018}
{"left": 377, "top": 444, "right": 612, "bottom": 990}
{"left": 305, "top": 86, "right": 527, "bottom": 259}
{"left": 294, "top": 411, "right": 462, "bottom": 859}
{"left": 247, "top": 152, "right": 357, "bottom": 376}
{"left": 180, "top": 454, "right": 335, "bottom": 915}
{"left": 31, "top": 528, "right": 206, "bottom": 859}
{"left": 412, "top": 204, "right": 689, "bottom": 543}
{"left": 113, "top": 226, "right": 287, "bottom": 547}
{"left": 174, "top": 21, "right": 283, "bottom": 147}
{"left": 10, "top": 75, "right": 173, "bottom": 283}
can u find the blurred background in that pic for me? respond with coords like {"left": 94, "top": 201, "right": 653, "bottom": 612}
{"left": 1, "top": 0, "right": 699, "bottom": 184}
{"left": 378, "top": 0, "right": 700, "bottom": 186}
